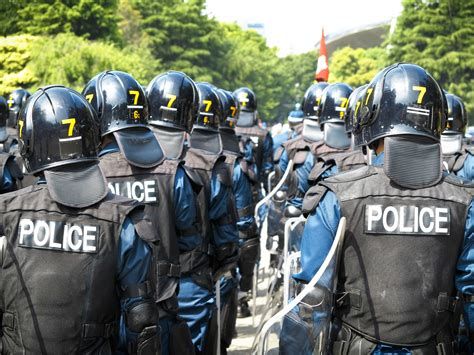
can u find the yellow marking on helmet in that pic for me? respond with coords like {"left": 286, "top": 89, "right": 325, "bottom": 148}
{"left": 239, "top": 92, "right": 249, "bottom": 107}
{"left": 85, "top": 94, "right": 94, "bottom": 103}
{"left": 129, "top": 90, "right": 140, "bottom": 105}
{"left": 230, "top": 106, "right": 237, "bottom": 117}
{"left": 203, "top": 100, "right": 212, "bottom": 112}
{"left": 355, "top": 101, "right": 361, "bottom": 116}
{"left": 166, "top": 94, "right": 177, "bottom": 108}
{"left": 339, "top": 97, "right": 348, "bottom": 119}
{"left": 412, "top": 86, "right": 426, "bottom": 104}
{"left": 61, "top": 118, "right": 76, "bottom": 137}
{"left": 365, "top": 88, "right": 373, "bottom": 105}
{"left": 18, "top": 120, "right": 24, "bottom": 138}
{"left": 8, "top": 96, "right": 13, "bottom": 108}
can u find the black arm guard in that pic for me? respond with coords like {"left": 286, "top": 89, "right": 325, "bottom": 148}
{"left": 126, "top": 300, "right": 161, "bottom": 355}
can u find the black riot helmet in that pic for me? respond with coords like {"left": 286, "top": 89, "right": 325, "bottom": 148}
{"left": 217, "top": 89, "right": 239, "bottom": 130}
{"left": 82, "top": 70, "right": 149, "bottom": 136}
{"left": 194, "top": 82, "right": 223, "bottom": 131}
{"left": 17, "top": 85, "right": 100, "bottom": 174}
{"left": 147, "top": 71, "right": 199, "bottom": 132}
{"left": 345, "top": 84, "right": 368, "bottom": 133}
{"left": 443, "top": 93, "right": 466, "bottom": 135}
{"left": 7, "top": 89, "right": 31, "bottom": 127}
{"left": 233, "top": 87, "right": 257, "bottom": 112}
{"left": 301, "top": 82, "right": 329, "bottom": 120}
{"left": 317, "top": 83, "right": 353, "bottom": 126}
{"left": 358, "top": 63, "right": 447, "bottom": 145}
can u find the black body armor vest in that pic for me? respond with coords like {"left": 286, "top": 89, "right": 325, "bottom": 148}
{"left": 99, "top": 152, "right": 181, "bottom": 303}
{"left": 303, "top": 166, "right": 473, "bottom": 346}
{"left": 182, "top": 148, "right": 227, "bottom": 281}
{"left": 282, "top": 136, "right": 318, "bottom": 199}
{"left": 308, "top": 144, "right": 366, "bottom": 185}
{"left": 0, "top": 185, "right": 142, "bottom": 354}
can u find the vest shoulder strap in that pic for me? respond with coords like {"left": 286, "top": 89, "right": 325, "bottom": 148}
{"left": 302, "top": 184, "right": 329, "bottom": 216}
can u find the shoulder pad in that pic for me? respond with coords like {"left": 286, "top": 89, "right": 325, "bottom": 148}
{"left": 465, "top": 146, "right": 474, "bottom": 156}
{"left": 182, "top": 165, "right": 204, "bottom": 192}
{"left": 442, "top": 172, "right": 474, "bottom": 189}
{"left": 128, "top": 206, "right": 160, "bottom": 243}
{"left": 323, "top": 165, "right": 378, "bottom": 184}
{"left": 302, "top": 184, "right": 329, "bottom": 217}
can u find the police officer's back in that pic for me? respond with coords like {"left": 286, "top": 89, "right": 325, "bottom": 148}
{"left": 298, "top": 63, "right": 474, "bottom": 353}
{"left": 441, "top": 93, "right": 474, "bottom": 180}
{"left": 83, "top": 70, "right": 198, "bottom": 355}
{"left": 233, "top": 87, "right": 273, "bottom": 196}
{"left": 0, "top": 86, "right": 159, "bottom": 353}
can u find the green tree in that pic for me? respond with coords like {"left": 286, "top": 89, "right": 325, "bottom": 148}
{"left": 276, "top": 51, "right": 318, "bottom": 122}
{"left": 132, "top": 0, "right": 229, "bottom": 83}
{"left": 29, "top": 33, "right": 159, "bottom": 90}
{"left": 0, "top": 33, "right": 159, "bottom": 96}
{"left": 388, "top": 0, "right": 474, "bottom": 123}
{"left": 0, "top": 35, "right": 38, "bottom": 96}
{"left": 329, "top": 46, "right": 388, "bottom": 87}
{"left": 5, "top": 0, "right": 120, "bottom": 41}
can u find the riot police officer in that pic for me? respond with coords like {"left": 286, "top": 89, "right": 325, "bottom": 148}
{"left": 0, "top": 96, "right": 23, "bottom": 192}
{"left": 297, "top": 63, "right": 474, "bottom": 353}
{"left": 217, "top": 88, "right": 258, "bottom": 330}
{"left": 441, "top": 93, "right": 474, "bottom": 180}
{"left": 83, "top": 70, "right": 198, "bottom": 355}
{"left": 6, "top": 89, "right": 30, "bottom": 151}
{"left": 233, "top": 87, "right": 273, "bottom": 201}
{"left": 179, "top": 82, "right": 239, "bottom": 353}
{"left": 0, "top": 85, "right": 159, "bottom": 354}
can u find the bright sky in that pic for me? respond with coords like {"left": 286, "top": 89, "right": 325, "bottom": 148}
{"left": 205, "top": 0, "right": 403, "bottom": 56}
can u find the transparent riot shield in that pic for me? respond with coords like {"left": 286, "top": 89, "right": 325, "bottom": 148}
{"left": 282, "top": 215, "right": 306, "bottom": 306}
{"left": 252, "top": 217, "right": 347, "bottom": 355}
{"left": 252, "top": 214, "right": 306, "bottom": 331}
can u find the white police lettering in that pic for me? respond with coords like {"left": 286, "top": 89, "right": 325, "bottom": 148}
{"left": 18, "top": 219, "right": 99, "bottom": 253}
{"left": 365, "top": 204, "right": 450, "bottom": 235}
{"left": 108, "top": 180, "right": 157, "bottom": 203}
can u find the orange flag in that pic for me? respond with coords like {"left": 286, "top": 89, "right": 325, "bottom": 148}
{"left": 315, "top": 28, "right": 329, "bottom": 82}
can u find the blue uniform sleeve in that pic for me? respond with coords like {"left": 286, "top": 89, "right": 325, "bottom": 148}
{"left": 209, "top": 169, "right": 239, "bottom": 246}
{"left": 117, "top": 217, "right": 153, "bottom": 351}
{"left": 1, "top": 165, "right": 13, "bottom": 192}
{"left": 457, "top": 154, "right": 474, "bottom": 182}
{"left": 233, "top": 161, "right": 255, "bottom": 231}
{"left": 174, "top": 166, "right": 202, "bottom": 251}
{"left": 293, "top": 191, "right": 341, "bottom": 283}
{"left": 263, "top": 133, "right": 274, "bottom": 173}
{"left": 456, "top": 198, "right": 474, "bottom": 335}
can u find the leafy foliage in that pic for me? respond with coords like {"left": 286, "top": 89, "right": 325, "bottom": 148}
{"left": 0, "top": 0, "right": 471, "bottom": 124}
{"left": 329, "top": 47, "right": 388, "bottom": 88}
{"left": 0, "top": 34, "right": 159, "bottom": 96}
{"left": 388, "top": 0, "right": 474, "bottom": 122}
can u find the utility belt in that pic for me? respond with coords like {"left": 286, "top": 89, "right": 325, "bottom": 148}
{"left": 331, "top": 320, "right": 456, "bottom": 355}
{"left": 179, "top": 244, "right": 213, "bottom": 275}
